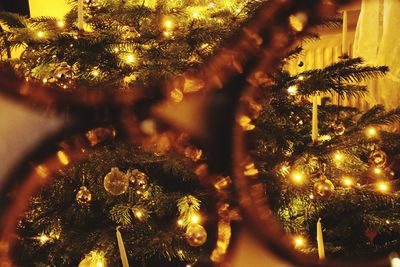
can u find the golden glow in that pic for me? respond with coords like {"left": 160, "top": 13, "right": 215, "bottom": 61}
{"left": 91, "top": 69, "right": 100, "bottom": 77}
{"left": 309, "top": 194, "right": 314, "bottom": 199}
{"left": 366, "top": 127, "right": 377, "bottom": 138}
{"left": 373, "top": 167, "right": 382, "bottom": 175}
{"left": 37, "top": 31, "right": 45, "bottom": 38}
{"left": 244, "top": 162, "right": 259, "bottom": 176}
{"left": 35, "top": 165, "right": 49, "bottom": 179}
{"left": 238, "top": 115, "right": 255, "bottom": 131}
{"left": 287, "top": 85, "right": 298, "bottom": 95}
{"left": 293, "top": 236, "right": 306, "bottom": 248}
{"left": 291, "top": 172, "right": 305, "bottom": 185}
{"left": 192, "top": 11, "right": 199, "bottom": 19}
{"left": 191, "top": 214, "right": 200, "bottom": 224}
{"left": 164, "top": 19, "right": 173, "bottom": 29}
{"left": 42, "top": 78, "right": 48, "bottom": 84}
{"left": 298, "top": 75, "right": 304, "bottom": 81}
{"left": 135, "top": 211, "right": 143, "bottom": 219}
{"left": 163, "top": 31, "right": 172, "bottom": 37}
{"left": 386, "top": 220, "right": 390, "bottom": 224}
{"left": 376, "top": 181, "right": 389, "bottom": 193}
{"left": 38, "top": 233, "right": 50, "bottom": 245}
{"left": 289, "top": 12, "right": 308, "bottom": 32}
{"left": 177, "top": 219, "right": 184, "bottom": 226}
{"left": 170, "top": 88, "right": 183, "bottom": 103}
{"left": 57, "top": 20, "right": 65, "bottom": 28}
{"left": 333, "top": 151, "right": 344, "bottom": 162}
{"left": 126, "top": 54, "right": 135, "bottom": 64}
{"left": 57, "top": 150, "right": 69, "bottom": 165}
{"left": 113, "top": 47, "right": 120, "bottom": 53}
{"left": 342, "top": 177, "right": 353, "bottom": 187}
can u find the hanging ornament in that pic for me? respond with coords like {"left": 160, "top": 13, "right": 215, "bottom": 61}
{"left": 305, "top": 156, "right": 320, "bottom": 178}
{"left": 331, "top": 121, "right": 346, "bottom": 136}
{"left": 185, "top": 224, "right": 208, "bottom": 247}
{"left": 76, "top": 186, "right": 92, "bottom": 205}
{"left": 313, "top": 175, "right": 335, "bottom": 199}
{"left": 104, "top": 167, "right": 129, "bottom": 196}
{"left": 79, "top": 251, "right": 107, "bottom": 267}
{"left": 54, "top": 62, "right": 74, "bottom": 89}
{"left": 135, "top": 171, "right": 149, "bottom": 193}
{"left": 369, "top": 150, "right": 387, "bottom": 168}
{"left": 84, "top": 0, "right": 100, "bottom": 10}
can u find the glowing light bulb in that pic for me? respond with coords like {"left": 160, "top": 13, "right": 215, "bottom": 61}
{"left": 376, "top": 181, "right": 389, "bottom": 193}
{"left": 298, "top": 75, "right": 304, "bottom": 81}
{"left": 92, "top": 69, "right": 100, "bottom": 77}
{"left": 293, "top": 236, "right": 305, "bottom": 248}
{"left": 177, "top": 219, "right": 184, "bottom": 226}
{"left": 366, "top": 127, "right": 377, "bottom": 138}
{"left": 309, "top": 194, "right": 314, "bottom": 199}
{"left": 113, "top": 47, "right": 119, "bottom": 53}
{"left": 191, "top": 215, "right": 200, "bottom": 224}
{"left": 333, "top": 152, "right": 344, "bottom": 162}
{"left": 342, "top": 177, "right": 353, "bottom": 187}
{"left": 57, "top": 21, "right": 65, "bottom": 28}
{"left": 287, "top": 85, "right": 298, "bottom": 95}
{"left": 135, "top": 211, "right": 143, "bottom": 219}
{"left": 373, "top": 167, "right": 382, "bottom": 175}
{"left": 38, "top": 234, "right": 50, "bottom": 245}
{"left": 37, "top": 31, "right": 45, "bottom": 38}
{"left": 42, "top": 78, "right": 48, "bottom": 84}
{"left": 126, "top": 54, "right": 135, "bottom": 63}
{"left": 192, "top": 12, "right": 199, "bottom": 19}
{"left": 291, "top": 172, "right": 305, "bottom": 185}
{"left": 164, "top": 19, "right": 173, "bottom": 29}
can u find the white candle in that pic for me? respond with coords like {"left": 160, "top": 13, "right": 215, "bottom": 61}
{"left": 342, "top": 11, "right": 348, "bottom": 55}
{"left": 78, "top": 0, "right": 84, "bottom": 30}
{"left": 317, "top": 218, "right": 325, "bottom": 260}
{"left": 116, "top": 227, "right": 130, "bottom": 267}
{"left": 312, "top": 95, "right": 319, "bottom": 143}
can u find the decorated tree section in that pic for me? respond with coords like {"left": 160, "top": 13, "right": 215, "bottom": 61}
{"left": 14, "top": 140, "right": 215, "bottom": 266}
{"left": 248, "top": 55, "right": 400, "bottom": 259}
{"left": 0, "top": 0, "right": 264, "bottom": 89}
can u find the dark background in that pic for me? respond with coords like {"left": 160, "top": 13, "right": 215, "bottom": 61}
{"left": 0, "top": 0, "right": 30, "bottom": 15}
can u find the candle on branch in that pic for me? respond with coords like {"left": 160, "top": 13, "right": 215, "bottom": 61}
{"left": 312, "top": 95, "right": 319, "bottom": 143}
{"left": 116, "top": 227, "right": 129, "bottom": 267}
{"left": 317, "top": 218, "right": 325, "bottom": 260}
{"left": 342, "top": 10, "right": 348, "bottom": 56}
{"left": 78, "top": 0, "right": 84, "bottom": 30}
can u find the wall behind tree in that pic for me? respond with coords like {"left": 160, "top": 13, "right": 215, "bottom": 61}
{"left": 28, "top": 0, "right": 69, "bottom": 18}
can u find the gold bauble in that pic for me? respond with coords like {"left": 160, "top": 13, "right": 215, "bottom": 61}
{"left": 54, "top": 62, "right": 74, "bottom": 89}
{"left": 333, "top": 121, "right": 346, "bottom": 136}
{"left": 135, "top": 171, "right": 149, "bottom": 192}
{"left": 76, "top": 186, "right": 92, "bottom": 205}
{"left": 104, "top": 167, "right": 129, "bottom": 196}
{"left": 185, "top": 224, "right": 207, "bottom": 247}
{"left": 369, "top": 150, "right": 387, "bottom": 168}
{"left": 314, "top": 176, "right": 335, "bottom": 198}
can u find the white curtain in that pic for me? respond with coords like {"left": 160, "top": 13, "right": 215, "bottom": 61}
{"left": 353, "top": 0, "right": 400, "bottom": 109}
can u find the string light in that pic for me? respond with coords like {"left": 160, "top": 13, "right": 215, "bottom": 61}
{"left": 191, "top": 214, "right": 200, "bottom": 224}
{"left": 126, "top": 54, "right": 135, "bottom": 64}
{"left": 333, "top": 151, "right": 344, "bottom": 163}
{"left": 291, "top": 172, "right": 305, "bottom": 185}
{"left": 37, "top": 31, "right": 45, "bottom": 38}
{"left": 298, "top": 75, "right": 304, "bottom": 81}
{"left": 164, "top": 19, "right": 173, "bottom": 29}
{"left": 91, "top": 69, "right": 100, "bottom": 77}
{"left": 342, "top": 177, "right": 353, "bottom": 187}
{"left": 373, "top": 167, "right": 382, "bottom": 175}
{"left": 287, "top": 85, "right": 298, "bottom": 95}
{"left": 192, "top": 11, "right": 199, "bottom": 19}
{"left": 366, "top": 127, "right": 378, "bottom": 138}
{"left": 57, "top": 21, "right": 65, "bottom": 28}
{"left": 293, "top": 235, "right": 306, "bottom": 248}
{"left": 376, "top": 181, "right": 389, "bottom": 193}
{"left": 38, "top": 233, "right": 50, "bottom": 245}
{"left": 177, "top": 219, "right": 184, "bottom": 226}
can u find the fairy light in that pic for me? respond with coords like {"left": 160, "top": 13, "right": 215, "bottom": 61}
{"left": 114, "top": 47, "right": 120, "bottom": 53}
{"left": 177, "top": 219, "right": 184, "bottom": 226}
{"left": 376, "top": 181, "right": 389, "bottom": 193}
{"left": 291, "top": 172, "right": 305, "bottom": 185}
{"left": 92, "top": 69, "right": 100, "bottom": 77}
{"left": 57, "top": 21, "right": 65, "bottom": 28}
{"left": 192, "top": 11, "right": 199, "bottom": 19}
{"left": 191, "top": 214, "right": 200, "bottom": 224}
{"left": 164, "top": 19, "right": 173, "bottom": 29}
{"left": 298, "top": 75, "right": 304, "bottom": 81}
{"left": 42, "top": 78, "right": 48, "bottom": 84}
{"left": 135, "top": 211, "right": 143, "bottom": 219}
{"left": 309, "top": 194, "right": 314, "bottom": 199}
{"left": 37, "top": 31, "right": 45, "bottom": 38}
{"left": 366, "top": 127, "right": 378, "bottom": 138}
{"left": 333, "top": 151, "right": 344, "bottom": 163}
{"left": 126, "top": 54, "right": 135, "bottom": 64}
{"left": 373, "top": 167, "right": 382, "bottom": 175}
{"left": 38, "top": 233, "right": 50, "bottom": 245}
{"left": 342, "top": 177, "right": 353, "bottom": 187}
{"left": 287, "top": 85, "right": 298, "bottom": 95}
{"left": 390, "top": 253, "right": 400, "bottom": 267}
{"left": 293, "top": 235, "right": 306, "bottom": 248}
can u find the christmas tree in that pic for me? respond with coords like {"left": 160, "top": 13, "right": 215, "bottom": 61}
{"left": 0, "top": 0, "right": 263, "bottom": 89}
{"left": 249, "top": 44, "right": 400, "bottom": 260}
